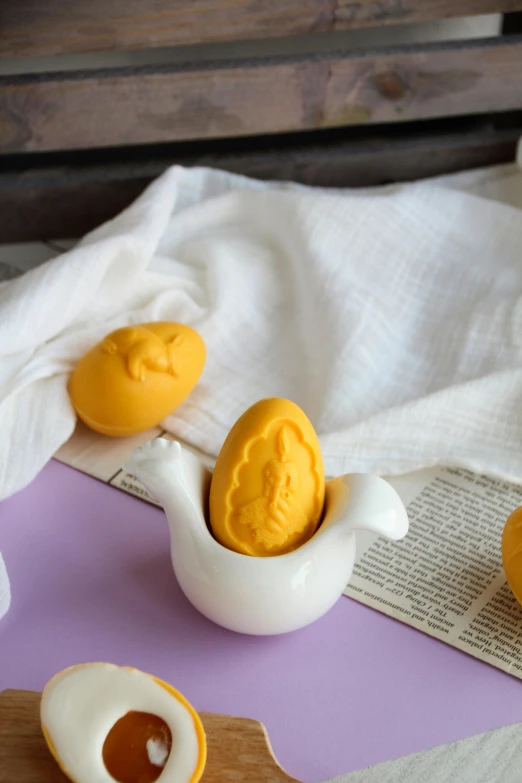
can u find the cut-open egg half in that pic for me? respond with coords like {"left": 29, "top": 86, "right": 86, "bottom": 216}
{"left": 40, "top": 663, "right": 207, "bottom": 783}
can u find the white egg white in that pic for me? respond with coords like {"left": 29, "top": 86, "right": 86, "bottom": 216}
{"left": 40, "top": 663, "right": 203, "bottom": 783}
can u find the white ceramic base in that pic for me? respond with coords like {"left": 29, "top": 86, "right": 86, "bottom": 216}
{"left": 124, "top": 440, "right": 408, "bottom": 635}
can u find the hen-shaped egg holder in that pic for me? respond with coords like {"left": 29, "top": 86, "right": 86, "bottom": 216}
{"left": 124, "top": 438, "right": 408, "bottom": 635}
{"left": 68, "top": 323, "right": 408, "bottom": 634}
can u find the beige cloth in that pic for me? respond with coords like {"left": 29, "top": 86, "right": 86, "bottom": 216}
{"left": 326, "top": 721, "right": 522, "bottom": 782}
{"left": 0, "top": 552, "right": 10, "bottom": 621}
{"left": 1, "top": 152, "right": 522, "bottom": 503}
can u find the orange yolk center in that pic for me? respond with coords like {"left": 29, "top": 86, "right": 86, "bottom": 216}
{"left": 102, "top": 711, "right": 172, "bottom": 783}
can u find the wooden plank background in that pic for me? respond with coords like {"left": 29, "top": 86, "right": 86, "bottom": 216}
{"left": 1, "top": 37, "right": 522, "bottom": 154}
{"left": 1, "top": 118, "right": 519, "bottom": 242}
{"left": 2, "top": 0, "right": 522, "bottom": 58}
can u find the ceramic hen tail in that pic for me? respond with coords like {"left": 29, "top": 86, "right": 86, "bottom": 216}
{"left": 123, "top": 438, "right": 183, "bottom": 501}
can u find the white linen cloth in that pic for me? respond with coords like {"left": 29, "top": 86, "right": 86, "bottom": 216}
{"left": 1, "top": 156, "right": 522, "bottom": 501}
{"left": 325, "top": 720, "right": 522, "bottom": 783}
{"left": 0, "top": 552, "right": 10, "bottom": 620}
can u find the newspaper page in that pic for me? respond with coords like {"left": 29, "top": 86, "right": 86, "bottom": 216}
{"left": 56, "top": 426, "right": 522, "bottom": 678}
{"left": 54, "top": 422, "right": 165, "bottom": 504}
{"left": 346, "top": 466, "right": 522, "bottom": 679}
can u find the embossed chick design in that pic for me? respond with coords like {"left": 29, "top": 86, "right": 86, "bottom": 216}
{"left": 102, "top": 324, "right": 184, "bottom": 382}
{"left": 233, "top": 426, "right": 309, "bottom": 551}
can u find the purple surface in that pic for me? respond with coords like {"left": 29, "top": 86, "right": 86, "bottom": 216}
{"left": 2, "top": 461, "right": 522, "bottom": 782}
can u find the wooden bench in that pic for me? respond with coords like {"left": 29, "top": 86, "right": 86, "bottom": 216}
{"left": 1, "top": 0, "right": 522, "bottom": 241}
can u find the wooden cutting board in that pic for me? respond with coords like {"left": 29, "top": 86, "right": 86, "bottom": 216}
{"left": 0, "top": 690, "right": 300, "bottom": 783}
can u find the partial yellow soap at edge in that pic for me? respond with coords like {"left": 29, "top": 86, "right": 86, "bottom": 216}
{"left": 209, "top": 398, "right": 325, "bottom": 557}
{"left": 501, "top": 506, "right": 522, "bottom": 606}
{"left": 69, "top": 322, "right": 206, "bottom": 437}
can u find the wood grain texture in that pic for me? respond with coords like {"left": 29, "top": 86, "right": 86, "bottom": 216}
{"left": 1, "top": 0, "right": 521, "bottom": 58}
{"left": 0, "top": 119, "right": 519, "bottom": 242}
{"left": 1, "top": 37, "right": 522, "bottom": 154}
{"left": 0, "top": 689, "right": 299, "bottom": 783}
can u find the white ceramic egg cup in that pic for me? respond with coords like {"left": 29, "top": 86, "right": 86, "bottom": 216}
{"left": 124, "top": 439, "right": 408, "bottom": 635}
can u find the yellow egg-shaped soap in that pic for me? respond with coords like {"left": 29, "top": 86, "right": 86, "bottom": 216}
{"left": 41, "top": 663, "right": 207, "bottom": 783}
{"left": 502, "top": 506, "right": 522, "bottom": 605}
{"left": 69, "top": 322, "right": 205, "bottom": 437}
{"left": 210, "top": 398, "right": 325, "bottom": 557}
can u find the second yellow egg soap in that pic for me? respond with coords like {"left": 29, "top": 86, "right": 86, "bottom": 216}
{"left": 209, "top": 398, "right": 325, "bottom": 557}
{"left": 69, "top": 322, "right": 205, "bottom": 437}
